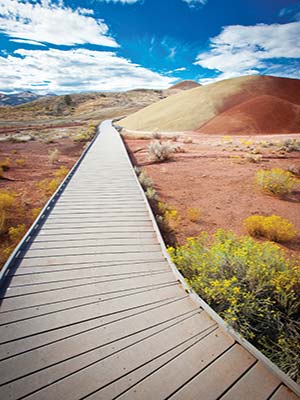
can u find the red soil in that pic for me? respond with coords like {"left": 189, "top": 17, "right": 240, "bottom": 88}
{"left": 124, "top": 135, "right": 300, "bottom": 258}
{"left": 200, "top": 95, "right": 300, "bottom": 134}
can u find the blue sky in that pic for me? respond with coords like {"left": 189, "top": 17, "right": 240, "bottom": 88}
{"left": 0, "top": 0, "right": 300, "bottom": 93}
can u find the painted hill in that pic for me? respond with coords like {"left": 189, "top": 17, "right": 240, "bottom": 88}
{"left": 119, "top": 75, "right": 300, "bottom": 133}
{"left": 169, "top": 80, "right": 201, "bottom": 91}
{"left": 200, "top": 95, "right": 300, "bottom": 134}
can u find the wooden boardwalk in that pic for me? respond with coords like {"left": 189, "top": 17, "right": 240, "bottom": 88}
{"left": 0, "top": 120, "right": 299, "bottom": 400}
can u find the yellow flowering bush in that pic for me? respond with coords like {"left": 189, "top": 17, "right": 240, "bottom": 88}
{"left": 168, "top": 230, "right": 300, "bottom": 382}
{"left": 164, "top": 208, "right": 181, "bottom": 231}
{"left": 8, "top": 224, "right": 26, "bottom": 242}
{"left": 256, "top": 168, "right": 296, "bottom": 196}
{"left": 244, "top": 215, "right": 297, "bottom": 242}
{"left": 187, "top": 207, "right": 201, "bottom": 223}
{"left": 0, "top": 191, "right": 16, "bottom": 234}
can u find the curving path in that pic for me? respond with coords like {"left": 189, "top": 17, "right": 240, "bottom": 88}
{"left": 0, "top": 120, "right": 299, "bottom": 400}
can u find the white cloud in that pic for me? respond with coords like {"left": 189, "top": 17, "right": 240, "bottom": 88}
{"left": 195, "top": 22, "right": 300, "bottom": 83}
{"left": 97, "top": 0, "right": 140, "bottom": 3}
{"left": 0, "top": 48, "right": 176, "bottom": 93}
{"left": 10, "top": 39, "right": 47, "bottom": 46}
{"left": 0, "top": 0, "right": 118, "bottom": 47}
{"left": 182, "top": 0, "right": 207, "bottom": 7}
{"left": 174, "top": 67, "right": 187, "bottom": 72}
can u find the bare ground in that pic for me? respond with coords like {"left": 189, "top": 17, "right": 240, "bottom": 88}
{"left": 124, "top": 133, "right": 300, "bottom": 259}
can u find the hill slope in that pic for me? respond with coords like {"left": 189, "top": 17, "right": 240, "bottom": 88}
{"left": 200, "top": 95, "right": 300, "bottom": 134}
{"left": 120, "top": 75, "right": 300, "bottom": 133}
{"left": 169, "top": 80, "right": 201, "bottom": 90}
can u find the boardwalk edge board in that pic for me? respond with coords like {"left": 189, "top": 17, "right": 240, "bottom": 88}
{"left": 116, "top": 120, "right": 300, "bottom": 397}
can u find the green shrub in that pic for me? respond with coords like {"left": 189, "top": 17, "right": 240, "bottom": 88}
{"left": 168, "top": 230, "right": 300, "bottom": 382}
{"left": 256, "top": 168, "right": 297, "bottom": 196}
{"left": 244, "top": 215, "right": 297, "bottom": 243}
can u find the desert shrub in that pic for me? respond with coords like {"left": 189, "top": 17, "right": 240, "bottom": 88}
{"left": 256, "top": 168, "right": 296, "bottom": 196}
{"left": 8, "top": 224, "right": 26, "bottom": 243}
{"left": 54, "top": 165, "right": 69, "bottom": 179}
{"left": 74, "top": 125, "right": 97, "bottom": 142}
{"left": 0, "top": 157, "right": 11, "bottom": 171}
{"left": 168, "top": 230, "right": 300, "bottom": 382}
{"left": 49, "top": 148, "right": 60, "bottom": 164}
{"left": 138, "top": 170, "right": 153, "bottom": 189}
{"left": 0, "top": 167, "right": 3, "bottom": 178}
{"left": 183, "top": 137, "right": 193, "bottom": 144}
{"left": 187, "top": 207, "right": 201, "bottom": 223}
{"left": 245, "top": 153, "right": 262, "bottom": 163}
{"left": 164, "top": 208, "right": 181, "bottom": 230}
{"left": 37, "top": 178, "right": 59, "bottom": 196}
{"left": 145, "top": 187, "right": 158, "bottom": 201}
{"left": 279, "top": 139, "right": 300, "bottom": 153}
{"left": 134, "top": 166, "right": 141, "bottom": 176}
{"left": 148, "top": 140, "right": 175, "bottom": 162}
{"left": 152, "top": 129, "right": 162, "bottom": 139}
{"left": 32, "top": 207, "right": 42, "bottom": 219}
{"left": 0, "top": 191, "right": 16, "bottom": 234}
{"left": 244, "top": 215, "right": 297, "bottom": 243}
{"left": 16, "top": 159, "right": 25, "bottom": 167}
{"left": 288, "top": 164, "right": 300, "bottom": 177}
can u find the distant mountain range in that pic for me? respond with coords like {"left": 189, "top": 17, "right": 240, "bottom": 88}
{"left": 0, "top": 91, "right": 56, "bottom": 106}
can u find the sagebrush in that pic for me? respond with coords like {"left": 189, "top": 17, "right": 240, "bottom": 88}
{"left": 244, "top": 215, "right": 297, "bottom": 242}
{"left": 168, "top": 230, "right": 300, "bottom": 382}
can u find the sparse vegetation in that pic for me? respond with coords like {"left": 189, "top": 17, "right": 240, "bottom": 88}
{"left": 49, "top": 148, "right": 60, "bottom": 164}
{"left": 244, "top": 153, "right": 262, "bottom": 163}
{"left": 0, "top": 157, "right": 11, "bottom": 171}
{"left": 256, "top": 168, "right": 297, "bottom": 196}
{"left": 145, "top": 187, "right": 158, "bottom": 201}
{"left": 244, "top": 215, "right": 297, "bottom": 243}
{"left": 16, "top": 159, "right": 26, "bottom": 167}
{"left": 168, "top": 230, "right": 300, "bottom": 382}
{"left": 8, "top": 224, "right": 26, "bottom": 243}
{"left": 0, "top": 191, "right": 16, "bottom": 234}
{"left": 148, "top": 140, "right": 175, "bottom": 162}
{"left": 138, "top": 170, "right": 153, "bottom": 190}
{"left": 187, "top": 207, "right": 201, "bottom": 223}
{"left": 183, "top": 136, "right": 193, "bottom": 144}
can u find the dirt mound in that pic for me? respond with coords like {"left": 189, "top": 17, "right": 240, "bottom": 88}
{"left": 169, "top": 80, "right": 201, "bottom": 90}
{"left": 120, "top": 75, "right": 300, "bottom": 133}
{"left": 199, "top": 95, "right": 300, "bottom": 134}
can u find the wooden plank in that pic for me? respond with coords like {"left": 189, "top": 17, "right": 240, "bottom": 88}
{"left": 19, "top": 244, "right": 161, "bottom": 259}
{"left": 220, "top": 361, "right": 280, "bottom": 400}
{"left": 108, "top": 327, "right": 234, "bottom": 400}
{"left": 1, "top": 312, "right": 209, "bottom": 400}
{"left": 0, "top": 271, "right": 175, "bottom": 312}
{"left": 270, "top": 385, "right": 300, "bottom": 400}
{"left": 4, "top": 269, "right": 169, "bottom": 297}
{"left": 8, "top": 259, "right": 167, "bottom": 276}
{"left": 16, "top": 251, "right": 164, "bottom": 267}
{"left": 0, "top": 297, "right": 198, "bottom": 387}
{"left": 169, "top": 344, "right": 256, "bottom": 400}
{"left": 32, "top": 231, "right": 156, "bottom": 242}
{"left": 25, "top": 237, "right": 157, "bottom": 250}
{"left": 37, "top": 226, "right": 154, "bottom": 235}
{"left": 0, "top": 284, "right": 184, "bottom": 358}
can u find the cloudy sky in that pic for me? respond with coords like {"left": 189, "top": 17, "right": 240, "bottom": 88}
{"left": 0, "top": 0, "right": 299, "bottom": 93}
